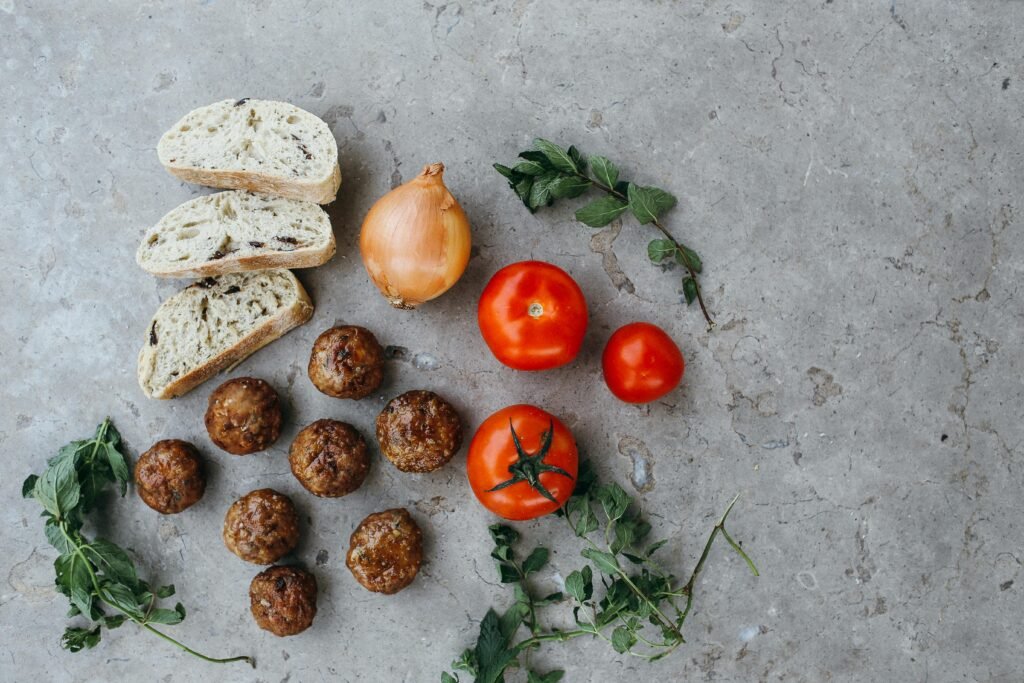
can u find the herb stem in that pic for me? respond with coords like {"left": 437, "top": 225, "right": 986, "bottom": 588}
{"left": 576, "top": 172, "right": 715, "bottom": 328}
{"left": 60, "top": 516, "right": 252, "bottom": 667}
{"left": 141, "top": 623, "right": 254, "bottom": 667}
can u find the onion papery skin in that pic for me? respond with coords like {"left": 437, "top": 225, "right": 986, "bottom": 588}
{"left": 359, "top": 163, "right": 472, "bottom": 309}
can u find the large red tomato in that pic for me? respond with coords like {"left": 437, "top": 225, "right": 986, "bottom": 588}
{"left": 602, "top": 322, "right": 685, "bottom": 403}
{"left": 466, "top": 404, "right": 579, "bottom": 521}
{"left": 477, "top": 261, "right": 588, "bottom": 371}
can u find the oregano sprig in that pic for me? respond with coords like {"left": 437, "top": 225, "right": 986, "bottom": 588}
{"left": 22, "top": 418, "right": 253, "bottom": 667}
{"left": 442, "top": 462, "right": 758, "bottom": 681}
{"left": 495, "top": 139, "right": 715, "bottom": 329}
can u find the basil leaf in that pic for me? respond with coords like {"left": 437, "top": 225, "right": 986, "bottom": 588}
{"left": 521, "top": 547, "right": 549, "bottom": 576}
{"left": 564, "top": 570, "right": 587, "bottom": 602}
{"left": 493, "top": 163, "right": 515, "bottom": 180}
{"left": 682, "top": 276, "right": 698, "bottom": 305}
{"left": 104, "top": 442, "right": 130, "bottom": 496}
{"left": 528, "top": 670, "right": 565, "bottom": 683}
{"left": 442, "top": 674, "right": 459, "bottom": 683}
{"left": 45, "top": 520, "right": 74, "bottom": 554}
{"left": 99, "top": 582, "right": 145, "bottom": 620}
{"left": 61, "top": 625, "right": 101, "bottom": 652}
{"left": 575, "top": 196, "right": 628, "bottom": 227}
{"left": 590, "top": 156, "right": 619, "bottom": 188}
{"left": 611, "top": 626, "right": 637, "bottom": 653}
{"left": 55, "top": 552, "right": 93, "bottom": 617}
{"left": 88, "top": 539, "right": 139, "bottom": 589}
{"left": 22, "top": 474, "right": 39, "bottom": 499}
{"left": 513, "top": 175, "right": 535, "bottom": 211}
{"left": 627, "top": 183, "right": 677, "bottom": 224}
{"left": 597, "top": 483, "right": 632, "bottom": 522}
{"left": 533, "top": 139, "right": 578, "bottom": 173}
{"left": 581, "top": 548, "right": 620, "bottom": 575}
{"left": 518, "top": 150, "right": 553, "bottom": 168}
{"left": 147, "top": 603, "right": 186, "bottom": 626}
{"left": 647, "top": 239, "right": 676, "bottom": 264}
{"left": 513, "top": 160, "right": 547, "bottom": 176}
{"left": 497, "top": 563, "right": 520, "bottom": 584}
{"left": 676, "top": 245, "right": 703, "bottom": 273}
{"left": 34, "top": 456, "right": 79, "bottom": 518}
{"left": 646, "top": 539, "right": 669, "bottom": 557}
{"left": 156, "top": 584, "right": 176, "bottom": 599}
{"left": 528, "top": 171, "right": 561, "bottom": 209}
{"left": 489, "top": 525, "right": 519, "bottom": 547}
{"left": 548, "top": 175, "right": 591, "bottom": 199}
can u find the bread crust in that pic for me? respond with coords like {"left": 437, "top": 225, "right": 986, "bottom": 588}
{"left": 137, "top": 272, "right": 314, "bottom": 399}
{"left": 161, "top": 164, "right": 341, "bottom": 205}
{"left": 141, "top": 238, "right": 336, "bottom": 279}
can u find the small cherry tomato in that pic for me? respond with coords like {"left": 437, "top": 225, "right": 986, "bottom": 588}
{"left": 466, "top": 404, "right": 579, "bottom": 521}
{"left": 477, "top": 261, "right": 588, "bottom": 371}
{"left": 602, "top": 322, "right": 685, "bottom": 403}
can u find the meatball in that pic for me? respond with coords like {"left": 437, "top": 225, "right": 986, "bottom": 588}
{"left": 223, "top": 489, "right": 300, "bottom": 564}
{"left": 289, "top": 419, "right": 370, "bottom": 497}
{"left": 249, "top": 565, "right": 318, "bottom": 637}
{"left": 204, "top": 377, "right": 282, "bottom": 455}
{"left": 308, "top": 325, "right": 385, "bottom": 399}
{"left": 134, "top": 439, "right": 205, "bottom": 514}
{"left": 346, "top": 508, "right": 423, "bottom": 594}
{"left": 376, "top": 390, "right": 463, "bottom": 473}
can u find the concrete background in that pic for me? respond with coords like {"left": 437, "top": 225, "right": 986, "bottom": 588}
{"left": 1, "top": 1, "right": 1021, "bottom": 681}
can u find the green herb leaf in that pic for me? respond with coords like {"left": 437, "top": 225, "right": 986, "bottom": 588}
{"left": 611, "top": 626, "right": 637, "bottom": 654}
{"left": 87, "top": 539, "right": 138, "bottom": 589}
{"left": 647, "top": 239, "right": 677, "bottom": 264}
{"left": 54, "top": 552, "right": 93, "bottom": 617}
{"left": 489, "top": 525, "right": 519, "bottom": 547}
{"left": 646, "top": 539, "right": 668, "bottom": 557}
{"left": 565, "top": 570, "right": 587, "bottom": 602}
{"left": 575, "top": 196, "right": 628, "bottom": 227}
{"left": 493, "top": 163, "right": 515, "bottom": 180}
{"left": 22, "top": 474, "right": 39, "bottom": 498}
{"left": 474, "top": 609, "right": 519, "bottom": 683}
{"left": 590, "top": 156, "right": 619, "bottom": 189}
{"left": 597, "top": 483, "right": 632, "bottom": 522}
{"left": 676, "top": 245, "right": 702, "bottom": 273}
{"left": 497, "top": 563, "right": 520, "bottom": 584}
{"left": 513, "top": 160, "right": 547, "bottom": 176}
{"left": 548, "top": 175, "right": 591, "bottom": 199}
{"left": 34, "top": 456, "right": 79, "bottom": 519}
{"left": 45, "top": 520, "right": 74, "bottom": 555}
{"left": 104, "top": 615, "right": 127, "bottom": 629}
{"left": 568, "top": 145, "right": 584, "bottom": 171}
{"left": 521, "top": 547, "right": 549, "bottom": 576}
{"left": 627, "top": 184, "right": 677, "bottom": 224}
{"left": 528, "top": 670, "right": 565, "bottom": 683}
{"left": 528, "top": 171, "right": 562, "bottom": 209}
{"left": 581, "top": 548, "right": 620, "bottom": 575}
{"left": 533, "top": 138, "right": 578, "bottom": 173}
{"left": 682, "top": 277, "right": 698, "bottom": 305}
{"left": 61, "top": 625, "right": 101, "bottom": 653}
{"left": 99, "top": 582, "right": 145, "bottom": 620}
{"left": 156, "top": 584, "right": 176, "bottom": 599}
{"left": 441, "top": 673, "right": 459, "bottom": 683}
{"left": 147, "top": 603, "right": 186, "bottom": 626}
{"left": 611, "top": 521, "right": 636, "bottom": 555}
{"left": 518, "top": 150, "right": 553, "bottom": 168}
{"left": 103, "top": 442, "right": 130, "bottom": 496}
{"left": 567, "top": 496, "right": 598, "bottom": 537}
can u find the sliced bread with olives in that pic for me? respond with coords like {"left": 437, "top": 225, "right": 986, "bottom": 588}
{"left": 138, "top": 270, "right": 314, "bottom": 399}
{"left": 157, "top": 99, "right": 341, "bottom": 204}
{"left": 137, "top": 190, "right": 336, "bottom": 278}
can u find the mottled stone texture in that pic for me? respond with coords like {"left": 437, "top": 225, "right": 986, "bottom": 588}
{"left": 1, "top": 1, "right": 1021, "bottom": 681}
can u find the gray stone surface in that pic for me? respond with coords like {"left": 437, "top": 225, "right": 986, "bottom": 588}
{"left": 1, "top": 1, "right": 1021, "bottom": 681}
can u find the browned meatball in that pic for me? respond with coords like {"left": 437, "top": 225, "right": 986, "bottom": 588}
{"left": 204, "top": 377, "right": 282, "bottom": 455}
{"left": 223, "top": 489, "right": 300, "bottom": 564}
{"left": 289, "top": 419, "right": 370, "bottom": 497}
{"left": 134, "top": 439, "right": 205, "bottom": 514}
{"left": 346, "top": 508, "right": 423, "bottom": 594}
{"left": 308, "top": 325, "right": 385, "bottom": 399}
{"left": 376, "top": 390, "right": 463, "bottom": 473}
{"left": 249, "top": 565, "right": 318, "bottom": 637}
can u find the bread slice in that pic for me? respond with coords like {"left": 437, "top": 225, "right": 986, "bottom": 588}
{"left": 136, "top": 191, "right": 336, "bottom": 278}
{"left": 157, "top": 99, "right": 341, "bottom": 204}
{"left": 138, "top": 270, "right": 314, "bottom": 399}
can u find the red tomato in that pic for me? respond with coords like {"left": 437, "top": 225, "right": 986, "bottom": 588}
{"left": 477, "top": 261, "right": 588, "bottom": 371}
{"left": 466, "top": 404, "right": 579, "bottom": 521}
{"left": 602, "top": 322, "right": 685, "bottom": 403}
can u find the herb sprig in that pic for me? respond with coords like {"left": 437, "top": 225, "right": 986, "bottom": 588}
{"left": 22, "top": 418, "right": 253, "bottom": 667}
{"left": 495, "top": 139, "right": 715, "bottom": 329}
{"left": 443, "top": 462, "right": 757, "bottom": 681}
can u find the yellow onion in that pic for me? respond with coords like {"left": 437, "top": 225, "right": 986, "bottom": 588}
{"left": 359, "top": 162, "right": 472, "bottom": 309}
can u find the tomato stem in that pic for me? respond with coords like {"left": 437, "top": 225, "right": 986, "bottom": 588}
{"left": 486, "top": 420, "right": 573, "bottom": 505}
